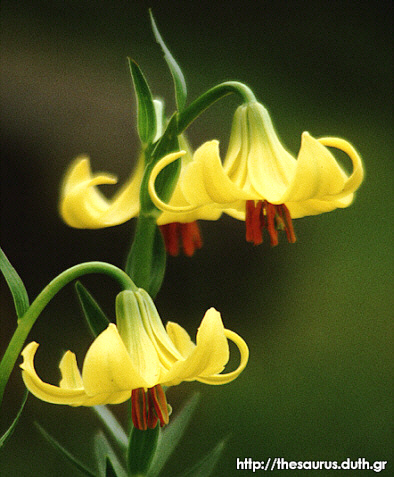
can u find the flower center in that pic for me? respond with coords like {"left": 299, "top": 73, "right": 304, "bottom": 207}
{"left": 159, "top": 222, "right": 203, "bottom": 256}
{"left": 245, "top": 200, "right": 296, "bottom": 246}
{"left": 131, "top": 384, "right": 169, "bottom": 430}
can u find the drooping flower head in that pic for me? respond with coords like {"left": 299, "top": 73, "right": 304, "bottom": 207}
{"left": 59, "top": 135, "right": 220, "bottom": 256}
{"left": 21, "top": 288, "right": 248, "bottom": 430}
{"left": 149, "top": 101, "right": 364, "bottom": 246}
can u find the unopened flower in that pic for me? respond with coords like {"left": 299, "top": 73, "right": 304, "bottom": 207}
{"left": 21, "top": 289, "right": 248, "bottom": 430}
{"left": 149, "top": 101, "right": 364, "bottom": 246}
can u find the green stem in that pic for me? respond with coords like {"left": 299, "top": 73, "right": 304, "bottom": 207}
{"left": 177, "top": 81, "right": 256, "bottom": 133}
{"left": 0, "top": 262, "right": 136, "bottom": 405}
{"left": 125, "top": 217, "right": 166, "bottom": 299}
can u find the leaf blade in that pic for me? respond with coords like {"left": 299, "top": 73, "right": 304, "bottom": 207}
{"left": 0, "top": 390, "right": 28, "bottom": 450}
{"left": 177, "top": 438, "right": 228, "bottom": 477}
{"left": 35, "top": 422, "right": 96, "bottom": 477}
{"left": 105, "top": 458, "right": 117, "bottom": 477}
{"left": 0, "top": 247, "right": 29, "bottom": 319}
{"left": 75, "top": 281, "right": 110, "bottom": 338}
{"left": 93, "top": 405, "right": 128, "bottom": 450}
{"left": 94, "top": 430, "right": 128, "bottom": 477}
{"left": 148, "top": 393, "right": 200, "bottom": 477}
{"left": 128, "top": 58, "right": 157, "bottom": 144}
{"left": 149, "top": 9, "right": 187, "bottom": 111}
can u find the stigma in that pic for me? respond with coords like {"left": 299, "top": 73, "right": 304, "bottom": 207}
{"left": 245, "top": 200, "right": 296, "bottom": 246}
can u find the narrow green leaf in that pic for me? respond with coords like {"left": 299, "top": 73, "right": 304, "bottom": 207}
{"left": 35, "top": 422, "right": 96, "bottom": 477}
{"left": 127, "top": 426, "right": 160, "bottom": 476}
{"left": 177, "top": 439, "right": 227, "bottom": 477}
{"left": 149, "top": 10, "right": 187, "bottom": 111}
{"left": 0, "top": 390, "right": 28, "bottom": 450}
{"left": 148, "top": 393, "right": 200, "bottom": 477}
{"left": 94, "top": 431, "right": 127, "bottom": 477}
{"left": 0, "top": 247, "right": 29, "bottom": 318}
{"left": 105, "top": 458, "right": 117, "bottom": 477}
{"left": 75, "top": 281, "right": 110, "bottom": 338}
{"left": 128, "top": 58, "right": 157, "bottom": 144}
{"left": 93, "top": 406, "right": 128, "bottom": 450}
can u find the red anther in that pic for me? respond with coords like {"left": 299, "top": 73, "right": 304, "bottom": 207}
{"left": 244, "top": 200, "right": 296, "bottom": 246}
{"left": 160, "top": 222, "right": 203, "bottom": 256}
{"left": 191, "top": 222, "right": 203, "bottom": 251}
{"left": 160, "top": 223, "right": 180, "bottom": 256}
{"left": 280, "top": 204, "right": 296, "bottom": 243}
{"left": 147, "top": 391, "right": 159, "bottom": 429}
{"left": 245, "top": 200, "right": 255, "bottom": 242}
{"left": 181, "top": 222, "right": 203, "bottom": 256}
{"left": 246, "top": 200, "right": 263, "bottom": 244}
{"left": 131, "top": 388, "right": 147, "bottom": 431}
{"left": 148, "top": 384, "right": 169, "bottom": 427}
{"left": 265, "top": 201, "right": 279, "bottom": 247}
{"left": 252, "top": 201, "right": 263, "bottom": 245}
{"left": 132, "top": 385, "right": 169, "bottom": 430}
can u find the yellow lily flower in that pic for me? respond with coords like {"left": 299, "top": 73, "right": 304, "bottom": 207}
{"left": 149, "top": 101, "right": 364, "bottom": 246}
{"left": 59, "top": 135, "right": 221, "bottom": 256}
{"left": 20, "top": 289, "right": 248, "bottom": 430}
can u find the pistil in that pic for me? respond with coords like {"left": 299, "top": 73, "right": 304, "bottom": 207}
{"left": 245, "top": 200, "right": 296, "bottom": 246}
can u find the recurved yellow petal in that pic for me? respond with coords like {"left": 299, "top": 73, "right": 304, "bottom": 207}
{"left": 21, "top": 342, "right": 104, "bottom": 406}
{"left": 60, "top": 155, "right": 143, "bottom": 228}
{"left": 157, "top": 154, "right": 223, "bottom": 224}
{"left": 166, "top": 321, "right": 196, "bottom": 358}
{"left": 161, "top": 308, "right": 229, "bottom": 386}
{"left": 277, "top": 133, "right": 348, "bottom": 203}
{"left": 182, "top": 141, "right": 250, "bottom": 205}
{"left": 197, "top": 328, "right": 249, "bottom": 385}
{"left": 317, "top": 136, "right": 364, "bottom": 199}
{"left": 277, "top": 134, "right": 363, "bottom": 217}
{"left": 82, "top": 324, "right": 152, "bottom": 395}
{"left": 59, "top": 351, "right": 83, "bottom": 390}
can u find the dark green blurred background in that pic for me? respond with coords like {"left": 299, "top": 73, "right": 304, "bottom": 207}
{"left": 1, "top": 1, "right": 392, "bottom": 475}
